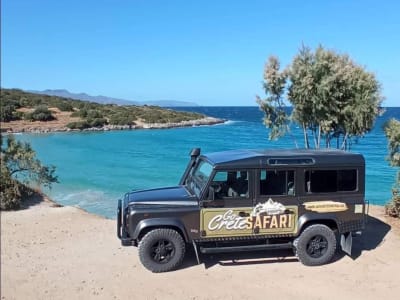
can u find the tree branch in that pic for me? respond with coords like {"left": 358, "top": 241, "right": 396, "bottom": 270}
{"left": 10, "top": 168, "right": 30, "bottom": 176}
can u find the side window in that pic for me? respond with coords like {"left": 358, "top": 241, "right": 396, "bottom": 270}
{"left": 338, "top": 170, "right": 357, "bottom": 191}
{"left": 259, "top": 170, "right": 295, "bottom": 196}
{"left": 305, "top": 169, "right": 357, "bottom": 193}
{"left": 210, "top": 171, "right": 249, "bottom": 199}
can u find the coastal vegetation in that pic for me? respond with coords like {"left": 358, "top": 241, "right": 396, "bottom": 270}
{"left": 0, "top": 89, "right": 205, "bottom": 131}
{"left": 384, "top": 118, "right": 400, "bottom": 218}
{"left": 257, "top": 45, "right": 382, "bottom": 150}
{"left": 0, "top": 135, "right": 58, "bottom": 210}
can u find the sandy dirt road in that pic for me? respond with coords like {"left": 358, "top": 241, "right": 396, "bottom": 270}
{"left": 1, "top": 200, "right": 399, "bottom": 300}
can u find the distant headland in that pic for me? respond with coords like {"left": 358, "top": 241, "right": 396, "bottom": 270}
{"left": 0, "top": 89, "right": 223, "bottom": 134}
{"left": 27, "top": 89, "right": 199, "bottom": 107}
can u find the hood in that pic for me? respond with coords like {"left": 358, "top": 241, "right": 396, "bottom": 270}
{"left": 125, "top": 186, "right": 198, "bottom": 206}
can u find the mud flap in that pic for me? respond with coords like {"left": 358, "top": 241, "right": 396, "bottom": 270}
{"left": 340, "top": 232, "right": 353, "bottom": 256}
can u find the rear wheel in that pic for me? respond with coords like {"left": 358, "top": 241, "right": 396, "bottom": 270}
{"left": 138, "top": 228, "right": 186, "bottom": 273}
{"left": 294, "top": 224, "right": 337, "bottom": 266}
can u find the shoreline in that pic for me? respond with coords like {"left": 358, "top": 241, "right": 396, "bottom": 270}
{"left": 2, "top": 197, "right": 400, "bottom": 299}
{"left": 1, "top": 116, "right": 225, "bottom": 134}
{"left": 11, "top": 190, "right": 400, "bottom": 224}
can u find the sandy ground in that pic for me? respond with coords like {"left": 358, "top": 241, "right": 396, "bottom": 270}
{"left": 1, "top": 199, "right": 400, "bottom": 300}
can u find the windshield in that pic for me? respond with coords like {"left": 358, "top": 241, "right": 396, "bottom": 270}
{"left": 187, "top": 160, "right": 213, "bottom": 198}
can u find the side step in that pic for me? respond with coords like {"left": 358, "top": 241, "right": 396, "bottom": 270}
{"left": 199, "top": 242, "right": 293, "bottom": 254}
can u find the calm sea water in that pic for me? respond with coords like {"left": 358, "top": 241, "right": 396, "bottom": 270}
{"left": 15, "top": 107, "right": 400, "bottom": 218}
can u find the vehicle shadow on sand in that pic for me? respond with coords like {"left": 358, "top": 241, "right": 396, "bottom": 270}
{"left": 180, "top": 214, "right": 391, "bottom": 270}
{"left": 181, "top": 248, "right": 298, "bottom": 270}
{"left": 348, "top": 214, "right": 391, "bottom": 260}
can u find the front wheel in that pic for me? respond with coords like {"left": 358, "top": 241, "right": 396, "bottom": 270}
{"left": 138, "top": 228, "right": 186, "bottom": 273}
{"left": 294, "top": 224, "right": 337, "bottom": 266}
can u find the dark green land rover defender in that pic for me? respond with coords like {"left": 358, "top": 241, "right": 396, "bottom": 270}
{"left": 117, "top": 148, "right": 367, "bottom": 272}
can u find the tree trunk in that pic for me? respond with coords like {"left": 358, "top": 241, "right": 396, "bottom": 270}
{"left": 340, "top": 133, "right": 349, "bottom": 150}
{"left": 312, "top": 129, "right": 318, "bottom": 149}
{"left": 303, "top": 123, "right": 309, "bottom": 149}
{"left": 317, "top": 125, "right": 321, "bottom": 149}
{"left": 286, "top": 124, "right": 299, "bottom": 149}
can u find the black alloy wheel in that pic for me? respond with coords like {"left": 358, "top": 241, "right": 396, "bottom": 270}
{"left": 151, "top": 240, "right": 175, "bottom": 264}
{"left": 294, "top": 224, "right": 337, "bottom": 266}
{"left": 138, "top": 228, "right": 186, "bottom": 273}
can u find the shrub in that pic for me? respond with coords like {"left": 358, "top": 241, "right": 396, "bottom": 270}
{"left": 66, "top": 121, "right": 90, "bottom": 130}
{"left": 1, "top": 166, "right": 38, "bottom": 210}
{"left": 385, "top": 189, "right": 400, "bottom": 218}
{"left": 87, "top": 110, "right": 103, "bottom": 119}
{"left": 0, "top": 98, "right": 22, "bottom": 122}
{"left": 0, "top": 135, "right": 57, "bottom": 210}
{"left": 109, "top": 114, "right": 135, "bottom": 125}
{"left": 14, "top": 111, "right": 25, "bottom": 120}
{"left": 70, "top": 111, "right": 81, "bottom": 118}
{"left": 25, "top": 105, "right": 55, "bottom": 121}
{"left": 384, "top": 119, "right": 400, "bottom": 218}
{"left": 55, "top": 101, "right": 74, "bottom": 112}
{"left": 88, "top": 118, "right": 107, "bottom": 127}
{"left": 1, "top": 105, "right": 17, "bottom": 122}
{"left": 0, "top": 167, "right": 21, "bottom": 210}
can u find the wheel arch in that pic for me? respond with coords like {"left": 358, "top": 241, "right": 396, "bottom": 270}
{"left": 133, "top": 218, "right": 189, "bottom": 242}
{"left": 297, "top": 213, "right": 339, "bottom": 236}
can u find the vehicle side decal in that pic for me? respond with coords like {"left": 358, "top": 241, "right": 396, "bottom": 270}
{"left": 201, "top": 199, "right": 298, "bottom": 238}
{"left": 303, "top": 201, "right": 348, "bottom": 213}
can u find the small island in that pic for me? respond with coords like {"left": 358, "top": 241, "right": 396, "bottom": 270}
{"left": 0, "top": 89, "right": 224, "bottom": 133}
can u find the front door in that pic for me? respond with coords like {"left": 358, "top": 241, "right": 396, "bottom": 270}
{"left": 200, "top": 170, "right": 253, "bottom": 238}
{"left": 200, "top": 169, "right": 298, "bottom": 238}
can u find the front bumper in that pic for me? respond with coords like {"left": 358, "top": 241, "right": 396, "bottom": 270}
{"left": 117, "top": 199, "right": 132, "bottom": 246}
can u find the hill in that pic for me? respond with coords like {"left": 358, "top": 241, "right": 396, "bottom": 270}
{"left": 27, "top": 89, "right": 198, "bottom": 107}
{"left": 0, "top": 89, "right": 221, "bottom": 133}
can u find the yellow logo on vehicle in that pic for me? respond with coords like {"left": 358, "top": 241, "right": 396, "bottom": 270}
{"left": 303, "top": 201, "right": 348, "bottom": 213}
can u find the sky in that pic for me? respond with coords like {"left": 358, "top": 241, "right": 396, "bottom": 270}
{"left": 1, "top": 0, "right": 399, "bottom": 106}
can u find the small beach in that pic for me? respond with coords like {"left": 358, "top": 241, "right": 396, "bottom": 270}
{"left": 1, "top": 197, "right": 399, "bottom": 300}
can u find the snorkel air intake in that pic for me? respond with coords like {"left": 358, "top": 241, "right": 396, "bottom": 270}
{"left": 179, "top": 148, "right": 201, "bottom": 185}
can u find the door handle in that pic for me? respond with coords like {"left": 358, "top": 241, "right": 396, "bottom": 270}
{"left": 238, "top": 211, "right": 249, "bottom": 217}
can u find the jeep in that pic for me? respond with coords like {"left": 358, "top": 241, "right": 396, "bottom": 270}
{"left": 117, "top": 148, "right": 366, "bottom": 272}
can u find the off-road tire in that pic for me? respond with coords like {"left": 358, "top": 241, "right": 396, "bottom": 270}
{"left": 294, "top": 224, "right": 337, "bottom": 266}
{"left": 138, "top": 228, "right": 186, "bottom": 273}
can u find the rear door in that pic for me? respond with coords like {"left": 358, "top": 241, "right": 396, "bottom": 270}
{"left": 249, "top": 168, "right": 299, "bottom": 235}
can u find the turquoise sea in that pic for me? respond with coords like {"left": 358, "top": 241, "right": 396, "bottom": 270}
{"left": 15, "top": 106, "right": 400, "bottom": 219}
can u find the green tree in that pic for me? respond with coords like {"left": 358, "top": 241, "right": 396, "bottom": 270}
{"left": 0, "top": 135, "right": 58, "bottom": 210}
{"left": 384, "top": 118, "right": 400, "bottom": 218}
{"left": 258, "top": 45, "right": 383, "bottom": 149}
{"left": 256, "top": 57, "right": 288, "bottom": 139}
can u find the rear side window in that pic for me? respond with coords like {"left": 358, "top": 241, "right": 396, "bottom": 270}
{"left": 260, "top": 170, "right": 295, "bottom": 196}
{"left": 305, "top": 169, "right": 357, "bottom": 193}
